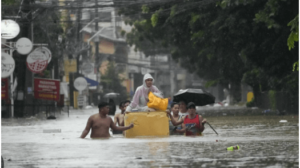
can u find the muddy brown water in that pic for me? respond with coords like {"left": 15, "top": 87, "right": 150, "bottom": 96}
{"left": 1, "top": 108, "right": 299, "bottom": 168}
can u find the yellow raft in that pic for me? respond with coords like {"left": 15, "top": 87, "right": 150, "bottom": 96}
{"left": 124, "top": 111, "right": 169, "bottom": 138}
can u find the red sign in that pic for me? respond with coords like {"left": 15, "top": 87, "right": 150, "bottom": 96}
{"left": 34, "top": 78, "right": 60, "bottom": 101}
{"left": 1, "top": 78, "right": 9, "bottom": 100}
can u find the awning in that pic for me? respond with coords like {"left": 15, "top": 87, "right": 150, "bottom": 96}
{"left": 84, "top": 77, "right": 99, "bottom": 87}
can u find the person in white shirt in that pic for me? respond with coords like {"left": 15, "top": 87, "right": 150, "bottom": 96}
{"left": 179, "top": 101, "right": 189, "bottom": 117}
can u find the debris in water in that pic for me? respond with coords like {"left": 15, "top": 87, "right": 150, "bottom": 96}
{"left": 47, "top": 116, "right": 56, "bottom": 120}
{"left": 279, "top": 120, "right": 288, "bottom": 123}
{"left": 227, "top": 145, "right": 239, "bottom": 151}
{"left": 85, "top": 106, "right": 93, "bottom": 109}
{"left": 43, "top": 129, "right": 61, "bottom": 133}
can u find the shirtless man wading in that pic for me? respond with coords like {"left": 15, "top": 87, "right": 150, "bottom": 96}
{"left": 80, "top": 102, "right": 134, "bottom": 139}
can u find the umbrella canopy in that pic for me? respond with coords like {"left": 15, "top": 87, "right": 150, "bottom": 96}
{"left": 173, "top": 88, "right": 215, "bottom": 106}
{"left": 104, "top": 92, "right": 120, "bottom": 98}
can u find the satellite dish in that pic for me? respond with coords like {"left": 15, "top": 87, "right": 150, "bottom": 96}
{"left": 1, "top": 20, "right": 20, "bottom": 39}
{"left": 1, "top": 52, "right": 15, "bottom": 78}
{"left": 74, "top": 77, "right": 88, "bottom": 91}
{"left": 34, "top": 47, "right": 52, "bottom": 63}
{"left": 16, "top": 38, "right": 33, "bottom": 55}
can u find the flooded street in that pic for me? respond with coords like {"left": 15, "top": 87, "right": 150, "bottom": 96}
{"left": 2, "top": 108, "right": 299, "bottom": 168}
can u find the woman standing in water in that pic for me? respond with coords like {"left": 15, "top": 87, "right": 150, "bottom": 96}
{"left": 125, "top": 73, "right": 162, "bottom": 112}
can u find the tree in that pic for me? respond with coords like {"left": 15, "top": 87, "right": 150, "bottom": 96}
{"left": 120, "top": 0, "right": 250, "bottom": 101}
{"left": 119, "top": 0, "right": 298, "bottom": 103}
{"left": 101, "top": 62, "right": 128, "bottom": 101}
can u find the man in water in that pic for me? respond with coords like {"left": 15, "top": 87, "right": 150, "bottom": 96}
{"left": 80, "top": 102, "right": 134, "bottom": 139}
{"left": 114, "top": 100, "right": 131, "bottom": 126}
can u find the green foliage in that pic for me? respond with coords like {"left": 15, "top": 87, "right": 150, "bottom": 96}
{"left": 142, "top": 5, "right": 149, "bottom": 14}
{"left": 253, "top": 0, "right": 281, "bottom": 29}
{"left": 170, "top": 5, "right": 177, "bottom": 17}
{"left": 246, "top": 98, "right": 255, "bottom": 108}
{"left": 2, "top": 0, "right": 16, "bottom": 5}
{"left": 119, "top": 0, "right": 298, "bottom": 100}
{"left": 293, "top": 61, "right": 298, "bottom": 71}
{"left": 287, "top": 15, "right": 299, "bottom": 50}
{"left": 252, "top": 0, "right": 298, "bottom": 71}
{"left": 34, "top": 70, "right": 50, "bottom": 79}
{"left": 205, "top": 80, "right": 218, "bottom": 88}
{"left": 151, "top": 12, "right": 159, "bottom": 27}
{"left": 268, "top": 90, "right": 276, "bottom": 110}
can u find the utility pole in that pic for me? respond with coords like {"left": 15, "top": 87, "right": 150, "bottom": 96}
{"left": 22, "top": 0, "right": 34, "bottom": 117}
{"left": 76, "top": 0, "right": 82, "bottom": 74}
{"left": 95, "top": 0, "right": 99, "bottom": 70}
{"left": 95, "top": 0, "right": 100, "bottom": 93}
{"left": 69, "top": 0, "right": 82, "bottom": 108}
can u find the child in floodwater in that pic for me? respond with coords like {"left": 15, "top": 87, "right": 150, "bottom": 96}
{"left": 113, "top": 100, "right": 131, "bottom": 135}
{"left": 168, "top": 102, "right": 184, "bottom": 135}
{"left": 80, "top": 102, "right": 134, "bottom": 139}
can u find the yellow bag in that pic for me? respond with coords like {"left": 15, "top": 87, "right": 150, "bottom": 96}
{"left": 147, "top": 92, "right": 169, "bottom": 111}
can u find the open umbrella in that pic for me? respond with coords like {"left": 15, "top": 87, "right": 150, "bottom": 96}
{"left": 173, "top": 88, "right": 215, "bottom": 106}
{"left": 104, "top": 92, "right": 120, "bottom": 98}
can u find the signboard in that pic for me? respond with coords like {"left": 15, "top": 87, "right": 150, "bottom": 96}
{"left": 1, "top": 52, "right": 15, "bottom": 78}
{"left": 26, "top": 50, "right": 48, "bottom": 73}
{"left": 77, "top": 95, "right": 86, "bottom": 106}
{"left": 16, "top": 37, "right": 33, "bottom": 55}
{"left": 1, "top": 19, "right": 20, "bottom": 39}
{"left": 63, "top": 59, "right": 77, "bottom": 82}
{"left": 34, "top": 78, "right": 60, "bottom": 101}
{"left": 1, "top": 78, "right": 9, "bottom": 100}
{"left": 81, "top": 63, "right": 93, "bottom": 74}
{"left": 34, "top": 47, "right": 52, "bottom": 63}
{"left": 74, "top": 77, "right": 87, "bottom": 91}
{"left": 27, "top": 87, "right": 32, "bottom": 94}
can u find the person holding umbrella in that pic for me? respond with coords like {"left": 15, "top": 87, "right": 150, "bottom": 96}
{"left": 167, "top": 102, "right": 207, "bottom": 136}
{"left": 125, "top": 73, "right": 163, "bottom": 112}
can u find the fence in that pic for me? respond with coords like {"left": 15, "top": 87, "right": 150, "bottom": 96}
{"left": 255, "top": 91, "right": 298, "bottom": 114}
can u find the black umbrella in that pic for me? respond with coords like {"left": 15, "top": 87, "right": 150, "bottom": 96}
{"left": 173, "top": 88, "right": 215, "bottom": 106}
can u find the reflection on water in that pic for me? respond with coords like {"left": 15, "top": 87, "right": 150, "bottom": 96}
{"left": 2, "top": 112, "right": 299, "bottom": 168}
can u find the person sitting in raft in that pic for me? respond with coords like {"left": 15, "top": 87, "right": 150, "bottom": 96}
{"left": 80, "top": 102, "right": 134, "bottom": 139}
{"left": 168, "top": 102, "right": 184, "bottom": 135}
{"left": 125, "top": 73, "right": 163, "bottom": 112}
{"left": 114, "top": 100, "right": 131, "bottom": 127}
{"left": 167, "top": 102, "right": 207, "bottom": 136}
{"left": 179, "top": 100, "right": 189, "bottom": 117}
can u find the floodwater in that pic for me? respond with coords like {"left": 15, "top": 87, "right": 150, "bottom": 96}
{"left": 1, "top": 108, "right": 299, "bottom": 168}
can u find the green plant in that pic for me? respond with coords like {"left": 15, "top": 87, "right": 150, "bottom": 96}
{"left": 268, "top": 90, "right": 276, "bottom": 110}
{"left": 246, "top": 98, "right": 255, "bottom": 108}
